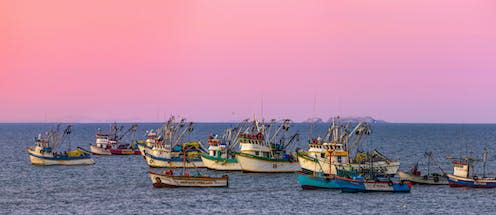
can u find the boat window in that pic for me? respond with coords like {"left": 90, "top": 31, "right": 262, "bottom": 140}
{"left": 255, "top": 151, "right": 259, "bottom": 156}
{"left": 337, "top": 156, "right": 342, "bottom": 163}
{"left": 321, "top": 153, "right": 325, "bottom": 158}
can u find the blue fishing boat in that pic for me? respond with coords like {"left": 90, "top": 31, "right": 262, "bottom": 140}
{"left": 296, "top": 171, "right": 340, "bottom": 189}
{"left": 335, "top": 175, "right": 411, "bottom": 193}
{"left": 447, "top": 149, "right": 496, "bottom": 188}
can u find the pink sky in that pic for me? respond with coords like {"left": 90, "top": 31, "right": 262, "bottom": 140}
{"left": 1, "top": 0, "right": 496, "bottom": 123}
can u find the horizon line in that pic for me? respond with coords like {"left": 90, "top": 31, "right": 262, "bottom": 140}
{"left": 1, "top": 121, "right": 496, "bottom": 125}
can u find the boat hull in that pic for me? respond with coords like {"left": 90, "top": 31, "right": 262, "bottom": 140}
{"left": 235, "top": 153, "right": 300, "bottom": 173}
{"left": 149, "top": 172, "right": 228, "bottom": 188}
{"left": 144, "top": 153, "right": 205, "bottom": 168}
{"left": 398, "top": 171, "right": 448, "bottom": 185}
{"left": 297, "top": 153, "right": 334, "bottom": 174}
{"left": 27, "top": 148, "right": 95, "bottom": 166}
{"left": 296, "top": 172, "right": 340, "bottom": 190}
{"left": 297, "top": 153, "right": 400, "bottom": 176}
{"left": 200, "top": 154, "right": 242, "bottom": 171}
{"left": 447, "top": 174, "right": 496, "bottom": 188}
{"left": 335, "top": 176, "right": 411, "bottom": 193}
{"left": 137, "top": 143, "right": 151, "bottom": 156}
{"left": 348, "top": 161, "right": 400, "bottom": 176}
{"left": 89, "top": 145, "right": 112, "bottom": 155}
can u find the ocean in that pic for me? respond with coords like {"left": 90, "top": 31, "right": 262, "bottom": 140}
{"left": 1, "top": 123, "right": 496, "bottom": 214}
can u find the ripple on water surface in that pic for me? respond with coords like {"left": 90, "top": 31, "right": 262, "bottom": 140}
{"left": 2, "top": 123, "right": 496, "bottom": 214}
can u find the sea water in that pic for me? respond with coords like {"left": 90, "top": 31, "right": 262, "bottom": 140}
{"left": 1, "top": 123, "right": 496, "bottom": 214}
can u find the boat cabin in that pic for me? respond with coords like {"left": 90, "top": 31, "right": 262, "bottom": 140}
{"left": 207, "top": 135, "right": 228, "bottom": 158}
{"left": 238, "top": 132, "right": 272, "bottom": 158}
{"left": 307, "top": 141, "right": 349, "bottom": 164}
{"left": 452, "top": 161, "right": 470, "bottom": 178}
{"left": 95, "top": 129, "right": 110, "bottom": 148}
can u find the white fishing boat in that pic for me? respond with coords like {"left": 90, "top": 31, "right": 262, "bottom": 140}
{"left": 144, "top": 141, "right": 205, "bottom": 168}
{"left": 298, "top": 118, "right": 399, "bottom": 176}
{"left": 235, "top": 119, "right": 300, "bottom": 173}
{"left": 297, "top": 139, "right": 349, "bottom": 175}
{"left": 89, "top": 130, "right": 112, "bottom": 155}
{"left": 137, "top": 129, "right": 161, "bottom": 157}
{"left": 143, "top": 116, "right": 206, "bottom": 168}
{"left": 200, "top": 122, "right": 252, "bottom": 171}
{"left": 89, "top": 124, "right": 140, "bottom": 155}
{"left": 447, "top": 149, "right": 496, "bottom": 188}
{"left": 348, "top": 150, "right": 400, "bottom": 176}
{"left": 27, "top": 125, "right": 95, "bottom": 166}
{"left": 398, "top": 152, "right": 448, "bottom": 185}
{"left": 200, "top": 134, "right": 242, "bottom": 171}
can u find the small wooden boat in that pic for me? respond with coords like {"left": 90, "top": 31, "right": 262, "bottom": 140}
{"left": 149, "top": 145, "right": 229, "bottom": 188}
{"left": 27, "top": 125, "right": 95, "bottom": 166}
{"left": 398, "top": 152, "right": 448, "bottom": 185}
{"left": 447, "top": 149, "right": 496, "bottom": 188}
{"left": 398, "top": 171, "right": 448, "bottom": 185}
{"left": 149, "top": 171, "right": 228, "bottom": 188}
{"left": 335, "top": 175, "right": 412, "bottom": 193}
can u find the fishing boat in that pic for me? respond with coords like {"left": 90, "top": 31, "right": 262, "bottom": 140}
{"left": 27, "top": 125, "right": 95, "bottom": 165}
{"left": 447, "top": 149, "right": 496, "bottom": 188}
{"left": 200, "top": 133, "right": 242, "bottom": 171}
{"left": 143, "top": 117, "right": 206, "bottom": 168}
{"left": 137, "top": 129, "right": 162, "bottom": 157}
{"left": 89, "top": 123, "right": 140, "bottom": 155}
{"left": 335, "top": 175, "right": 412, "bottom": 193}
{"left": 296, "top": 171, "right": 340, "bottom": 190}
{"left": 145, "top": 141, "right": 206, "bottom": 168}
{"left": 398, "top": 152, "right": 448, "bottom": 185}
{"left": 235, "top": 119, "right": 300, "bottom": 173}
{"left": 149, "top": 171, "right": 228, "bottom": 188}
{"left": 200, "top": 120, "right": 254, "bottom": 171}
{"left": 296, "top": 140, "right": 349, "bottom": 189}
{"left": 298, "top": 139, "right": 349, "bottom": 175}
{"left": 297, "top": 119, "right": 400, "bottom": 176}
{"left": 149, "top": 146, "right": 228, "bottom": 188}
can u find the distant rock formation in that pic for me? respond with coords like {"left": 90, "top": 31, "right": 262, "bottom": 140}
{"left": 303, "top": 117, "right": 324, "bottom": 123}
{"left": 326, "top": 116, "right": 388, "bottom": 124}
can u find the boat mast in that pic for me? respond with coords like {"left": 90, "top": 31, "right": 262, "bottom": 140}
{"left": 425, "top": 152, "right": 432, "bottom": 176}
{"left": 483, "top": 148, "right": 488, "bottom": 178}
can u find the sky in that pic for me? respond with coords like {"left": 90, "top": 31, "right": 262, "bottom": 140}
{"left": 1, "top": 0, "right": 495, "bottom": 123}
